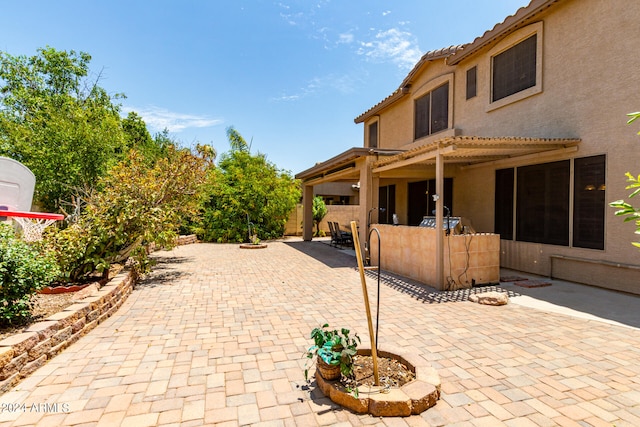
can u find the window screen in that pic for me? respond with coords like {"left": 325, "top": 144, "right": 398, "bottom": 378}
{"left": 495, "top": 168, "right": 514, "bottom": 239}
{"left": 492, "top": 34, "right": 537, "bottom": 102}
{"left": 516, "top": 160, "right": 569, "bottom": 246}
{"left": 573, "top": 155, "right": 605, "bottom": 249}
{"left": 369, "top": 121, "right": 378, "bottom": 148}
{"left": 431, "top": 83, "right": 449, "bottom": 134}
{"left": 414, "top": 93, "right": 430, "bottom": 139}
{"left": 466, "top": 66, "right": 477, "bottom": 100}
{"left": 414, "top": 83, "right": 449, "bottom": 139}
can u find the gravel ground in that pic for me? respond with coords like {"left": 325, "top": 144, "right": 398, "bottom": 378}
{"left": 0, "top": 265, "right": 123, "bottom": 341}
{"left": 0, "top": 292, "right": 77, "bottom": 341}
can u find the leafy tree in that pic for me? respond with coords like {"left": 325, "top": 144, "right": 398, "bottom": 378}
{"left": 198, "top": 128, "right": 300, "bottom": 242}
{"left": 122, "top": 114, "right": 180, "bottom": 166}
{"left": 0, "top": 47, "right": 127, "bottom": 211}
{"left": 610, "top": 112, "right": 640, "bottom": 249}
{"left": 44, "top": 145, "right": 215, "bottom": 282}
{"left": 226, "top": 126, "right": 249, "bottom": 152}
{"left": 312, "top": 196, "right": 328, "bottom": 237}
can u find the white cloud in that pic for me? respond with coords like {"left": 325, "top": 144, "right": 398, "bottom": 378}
{"left": 271, "top": 72, "right": 362, "bottom": 102}
{"left": 271, "top": 94, "right": 301, "bottom": 102}
{"left": 357, "top": 28, "right": 422, "bottom": 70}
{"left": 280, "top": 11, "right": 303, "bottom": 26}
{"left": 338, "top": 32, "right": 354, "bottom": 44}
{"left": 275, "top": 4, "right": 421, "bottom": 69}
{"left": 123, "top": 106, "right": 223, "bottom": 133}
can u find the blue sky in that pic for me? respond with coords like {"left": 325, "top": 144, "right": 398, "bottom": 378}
{"left": 0, "top": 1, "right": 529, "bottom": 174}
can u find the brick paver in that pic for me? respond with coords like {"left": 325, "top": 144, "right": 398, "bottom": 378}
{"left": 0, "top": 239, "right": 639, "bottom": 426}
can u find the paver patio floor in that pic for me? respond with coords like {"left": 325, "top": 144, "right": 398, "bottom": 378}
{"left": 1, "top": 239, "right": 639, "bottom": 426}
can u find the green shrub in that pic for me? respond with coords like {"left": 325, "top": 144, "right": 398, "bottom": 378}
{"left": 44, "top": 146, "right": 213, "bottom": 282}
{"left": 199, "top": 150, "right": 300, "bottom": 243}
{"left": 0, "top": 224, "right": 60, "bottom": 325}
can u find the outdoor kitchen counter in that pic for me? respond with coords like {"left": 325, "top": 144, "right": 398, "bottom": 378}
{"left": 369, "top": 224, "right": 500, "bottom": 289}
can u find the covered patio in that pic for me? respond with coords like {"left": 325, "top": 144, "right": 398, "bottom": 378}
{"left": 298, "top": 135, "right": 581, "bottom": 290}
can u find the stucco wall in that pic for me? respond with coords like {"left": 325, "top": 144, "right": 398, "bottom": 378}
{"left": 369, "top": 224, "right": 500, "bottom": 289}
{"left": 285, "top": 204, "right": 359, "bottom": 236}
{"left": 364, "top": 0, "right": 640, "bottom": 292}
{"left": 322, "top": 205, "right": 360, "bottom": 236}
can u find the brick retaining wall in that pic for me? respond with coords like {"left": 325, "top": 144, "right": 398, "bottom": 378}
{"left": 176, "top": 234, "right": 197, "bottom": 245}
{"left": 0, "top": 268, "right": 136, "bottom": 394}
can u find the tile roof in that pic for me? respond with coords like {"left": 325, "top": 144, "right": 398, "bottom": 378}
{"left": 447, "top": 0, "right": 562, "bottom": 65}
{"left": 353, "top": 45, "right": 462, "bottom": 124}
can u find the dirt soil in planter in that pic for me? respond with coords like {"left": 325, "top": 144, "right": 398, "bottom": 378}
{"left": 341, "top": 354, "right": 416, "bottom": 390}
{"left": 0, "top": 293, "right": 77, "bottom": 341}
{"left": 0, "top": 264, "right": 124, "bottom": 341}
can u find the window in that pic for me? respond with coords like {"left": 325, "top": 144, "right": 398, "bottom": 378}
{"left": 516, "top": 160, "right": 569, "bottom": 245}
{"left": 491, "top": 34, "right": 537, "bottom": 101}
{"left": 378, "top": 185, "right": 396, "bottom": 224}
{"left": 407, "top": 178, "right": 453, "bottom": 226}
{"left": 573, "top": 155, "right": 606, "bottom": 249}
{"left": 415, "top": 94, "right": 430, "bottom": 139}
{"left": 414, "top": 82, "right": 449, "bottom": 140}
{"left": 368, "top": 121, "right": 378, "bottom": 148}
{"left": 466, "top": 66, "right": 477, "bottom": 100}
{"left": 492, "top": 34, "right": 537, "bottom": 102}
{"left": 486, "top": 22, "right": 543, "bottom": 112}
{"left": 495, "top": 156, "right": 606, "bottom": 250}
{"left": 494, "top": 168, "right": 514, "bottom": 239}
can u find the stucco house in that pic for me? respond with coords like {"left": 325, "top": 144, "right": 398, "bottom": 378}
{"left": 296, "top": 0, "right": 640, "bottom": 294}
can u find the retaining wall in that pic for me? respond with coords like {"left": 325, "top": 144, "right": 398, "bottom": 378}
{"left": 0, "top": 269, "right": 136, "bottom": 394}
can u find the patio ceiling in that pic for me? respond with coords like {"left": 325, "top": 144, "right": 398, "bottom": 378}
{"left": 296, "top": 147, "right": 404, "bottom": 186}
{"left": 372, "top": 136, "right": 581, "bottom": 173}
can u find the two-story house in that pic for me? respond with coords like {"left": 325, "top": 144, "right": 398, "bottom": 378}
{"left": 296, "top": 0, "right": 640, "bottom": 294}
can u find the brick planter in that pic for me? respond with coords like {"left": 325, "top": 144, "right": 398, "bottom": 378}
{"left": 239, "top": 243, "right": 268, "bottom": 249}
{"left": 176, "top": 234, "right": 198, "bottom": 245}
{"left": 314, "top": 347, "right": 441, "bottom": 417}
{"left": 0, "top": 269, "right": 136, "bottom": 394}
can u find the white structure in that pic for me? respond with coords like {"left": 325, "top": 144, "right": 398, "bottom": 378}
{"left": 0, "top": 156, "right": 36, "bottom": 212}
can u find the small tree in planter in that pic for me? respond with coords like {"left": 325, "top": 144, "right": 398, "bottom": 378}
{"left": 312, "top": 196, "right": 328, "bottom": 237}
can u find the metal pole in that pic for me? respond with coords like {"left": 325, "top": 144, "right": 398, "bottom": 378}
{"left": 368, "top": 227, "right": 381, "bottom": 350}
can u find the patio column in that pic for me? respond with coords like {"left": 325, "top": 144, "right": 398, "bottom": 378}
{"left": 302, "top": 184, "right": 314, "bottom": 241}
{"left": 357, "top": 158, "right": 374, "bottom": 256}
{"left": 435, "top": 149, "right": 444, "bottom": 290}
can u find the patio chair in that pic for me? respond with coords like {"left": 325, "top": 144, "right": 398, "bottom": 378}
{"left": 327, "top": 221, "right": 339, "bottom": 247}
{"left": 333, "top": 222, "right": 353, "bottom": 248}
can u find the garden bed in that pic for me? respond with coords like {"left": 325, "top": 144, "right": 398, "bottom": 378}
{"left": 314, "top": 347, "right": 441, "bottom": 417}
{"left": 0, "top": 268, "right": 136, "bottom": 394}
{"left": 0, "top": 293, "right": 76, "bottom": 342}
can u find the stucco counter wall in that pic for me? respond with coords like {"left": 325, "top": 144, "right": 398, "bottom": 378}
{"left": 369, "top": 224, "right": 499, "bottom": 288}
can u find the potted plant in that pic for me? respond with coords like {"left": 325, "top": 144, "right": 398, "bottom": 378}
{"left": 304, "top": 323, "right": 361, "bottom": 381}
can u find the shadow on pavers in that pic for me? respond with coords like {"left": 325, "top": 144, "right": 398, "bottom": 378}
{"left": 284, "top": 240, "right": 357, "bottom": 269}
{"left": 136, "top": 255, "right": 193, "bottom": 288}
{"left": 365, "top": 269, "right": 520, "bottom": 304}
{"left": 285, "top": 240, "right": 518, "bottom": 304}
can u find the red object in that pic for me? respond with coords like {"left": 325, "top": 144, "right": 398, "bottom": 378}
{"left": 0, "top": 210, "right": 64, "bottom": 221}
{"left": 39, "top": 283, "right": 91, "bottom": 294}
